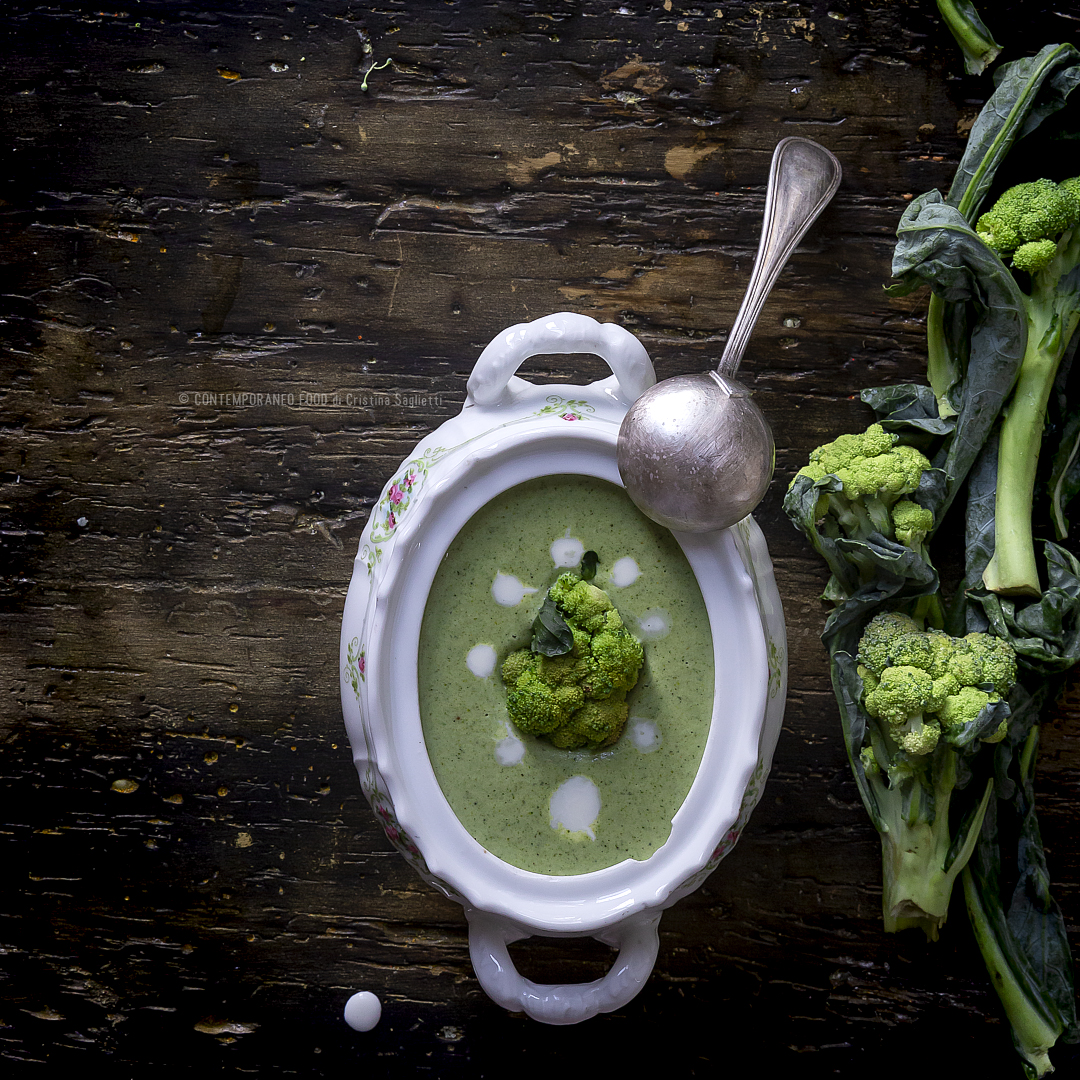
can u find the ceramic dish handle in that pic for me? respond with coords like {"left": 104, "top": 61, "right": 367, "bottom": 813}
{"left": 466, "top": 908, "right": 661, "bottom": 1025}
{"left": 467, "top": 311, "right": 655, "bottom": 407}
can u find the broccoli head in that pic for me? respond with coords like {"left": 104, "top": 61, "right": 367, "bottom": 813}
{"left": 787, "top": 423, "right": 935, "bottom": 598}
{"left": 796, "top": 423, "right": 930, "bottom": 518}
{"left": 857, "top": 614, "right": 1017, "bottom": 743}
{"left": 976, "top": 177, "right": 1080, "bottom": 256}
{"left": 502, "top": 569, "right": 644, "bottom": 750}
{"left": 862, "top": 664, "right": 943, "bottom": 755}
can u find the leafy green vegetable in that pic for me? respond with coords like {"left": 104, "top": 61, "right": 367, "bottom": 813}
{"left": 964, "top": 726, "right": 1079, "bottom": 1079}
{"left": 936, "top": 0, "right": 1001, "bottom": 77}
{"left": 948, "top": 44, "right": 1080, "bottom": 221}
{"left": 921, "top": 43, "right": 1080, "bottom": 418}
{"left": 580, "top": 549, "right": 599, "bottom": 581}
{"left": 889, "top": 194, "right": 1028, "bottom": 521}
{"left": 786, "top": 41, "right": 1080, "bottom": 1078}
{"left": 1048, "top": 408, "right": 1080, "bottom": 539}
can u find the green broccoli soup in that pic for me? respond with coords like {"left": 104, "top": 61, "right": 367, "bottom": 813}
{"left": 417, "top": 474, "right": 714, "bottom": 875}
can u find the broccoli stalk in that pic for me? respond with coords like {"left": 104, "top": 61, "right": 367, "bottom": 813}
{"left": 935, "top": 0, "right": 1002, "bottom": 76}
{"left": 979, "top": 181, "right": 1080, "bottom": 595}
{"left": 874, "top": 749, "right": 993, "bottom": 938}
{"left": 926, "top": 292, "right": 962, "bottom": 418}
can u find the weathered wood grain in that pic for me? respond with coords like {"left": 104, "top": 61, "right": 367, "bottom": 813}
{"left": 2, "top": 0, "right": 1079, "bottom": 1075}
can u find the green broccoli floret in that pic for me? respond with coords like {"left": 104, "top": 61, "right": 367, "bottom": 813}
{"left": 974, "top": 177, "right": 1080, "bottom": 597}
{"left": 504, "top": 665, "right": 585, "bottom": 736}
{"left": 855, "top": 610, "right": 920, "bottom": 675}
{"left": 786, "top": 424, "right": 936, "bottom": 604}
{"left": 548, "top": 575, "right": 614, "bottom": 631}
{"left": 501, "top": 569, "right": 644, "bottom": 750}
{"left": 939, "top": 686, "right": 1007, "bottom": 743}
{"left": 892, "top": 499, "right": 934, "bottom": 551}
{"left": 1011, "top": 238, "right": 1058, "bottom": 274}
{"left": 797, "top": 424, "right": 930, "bottom": 529}
{"left": 976, "top": 178, "right": 1079, "bottom": 253}
{"left": 947, "top": 632, "right": 1018, "bottom": 696}
{"left": 863, "top": 665, "right": 943, "bottom": 755}
{"left": 853, "top": 614, "right": 1018, "bottom": 939}
{"left": 548, "top": 694, "right": 630, "bottom": 751}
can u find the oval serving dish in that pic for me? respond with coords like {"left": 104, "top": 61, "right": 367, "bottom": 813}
{"left": 339, "top": 312, "right": 787, "bottom": 1024}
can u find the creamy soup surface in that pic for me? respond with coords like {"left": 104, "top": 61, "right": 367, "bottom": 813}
{"left": 418, "top": 474, "right": 714, "bottom": 875}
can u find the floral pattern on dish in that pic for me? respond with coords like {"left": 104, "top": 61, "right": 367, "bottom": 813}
{"left": 344, "top": 637, "right": 366, "bottom": 705}
{"left": 362, "top": 446, "right": 449, "bottom": 574}
{"left": 534, "top": 396, "right": 595, "bottom": 422}
{"left": 361, "top": 765, "right": 458, "bottom": 899}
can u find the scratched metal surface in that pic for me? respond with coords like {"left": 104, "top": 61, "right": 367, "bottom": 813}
{"left": 1, "top": 1, "right": 1078, "bottom": 1075}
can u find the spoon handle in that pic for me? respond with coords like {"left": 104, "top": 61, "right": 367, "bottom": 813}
{"left": 717, "top": 137, "right": 842, "bottom": 378}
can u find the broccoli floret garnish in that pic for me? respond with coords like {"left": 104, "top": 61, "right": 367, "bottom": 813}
{"left": 854, "top": 613, "right": 1018, "bottom": 939}
{"left": 501, "top": 568, "right": 644, "bottom": 751}
{"left": 974, "top": 176, "right": 1080, "bottom": 597}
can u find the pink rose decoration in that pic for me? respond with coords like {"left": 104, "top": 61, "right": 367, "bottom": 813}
{"left": 389, "top": 484, "right": 403, "bottom": 504}
{"left": 387, "top": 511, "right": 396, "bottom": 530}
{"left": 562, "top": 413, "right": 577, "bottom": 421}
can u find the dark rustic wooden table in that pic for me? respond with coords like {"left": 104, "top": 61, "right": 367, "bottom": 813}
{"left": 3, "top": 1, "right": 1079, "bottom": 1075}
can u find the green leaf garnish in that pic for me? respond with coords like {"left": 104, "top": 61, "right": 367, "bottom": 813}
{"left": 530, "top": 596, "right": 574, "bottom": 656}
{"left": 580, "top": 550, "right": 598, "bottom": 581}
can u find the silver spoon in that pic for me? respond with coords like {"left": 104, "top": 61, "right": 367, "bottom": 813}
{"left": 617, "top": 136, "right": 842, "bottom": 532}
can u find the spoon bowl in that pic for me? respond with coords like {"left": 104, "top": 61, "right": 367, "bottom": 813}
{"left": 618, "top": 371, "right": 774, "bottom": 533}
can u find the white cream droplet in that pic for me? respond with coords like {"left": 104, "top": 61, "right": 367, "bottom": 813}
{"left": 609, "top": 556, "right": 640, "bottom": 587}
{"left": 550, "top": 530, "right": 585, "bottom": 568}
{"left": 549, "top": 775, "right": 600, "bottom": 840}
{"left": 343, "top": 991, "right": 382, "bottom": 1032}
{"left": 629, "top": 718, "right": 661, "bottom": 753}
{"left": 636, "top": 608, "right": 671, "bottom": 641}
{"left": 466, "top": 644, "right": 497, "bottom": 678}
{"left": 495, "top": 722, "right": 525, "bottom": 765}
{"left": 491, "top": 572, "right": 538, "bottom": 607}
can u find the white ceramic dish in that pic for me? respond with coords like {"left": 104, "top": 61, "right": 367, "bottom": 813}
{"left": 340, "top": 312, "right": 787, "bottom": 1024}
